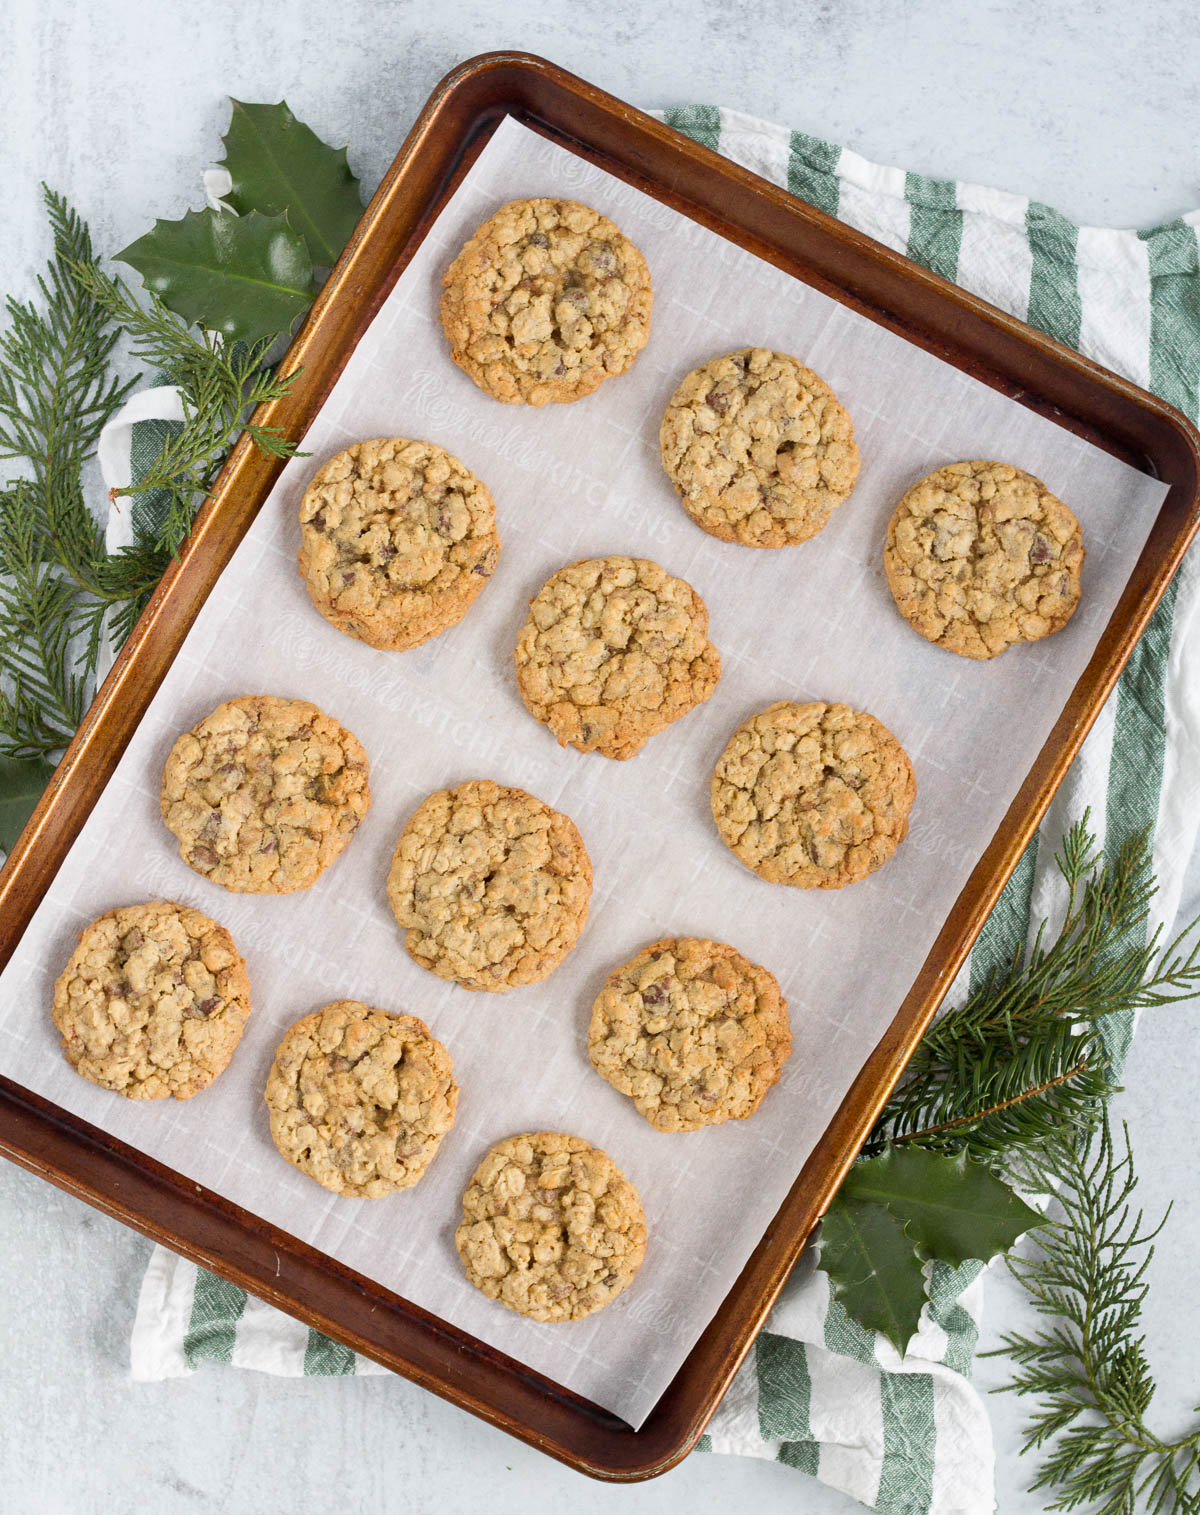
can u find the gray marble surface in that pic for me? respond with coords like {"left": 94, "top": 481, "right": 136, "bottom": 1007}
{"left": 5, "top": 1, "right": 1200, "bottom": 1511}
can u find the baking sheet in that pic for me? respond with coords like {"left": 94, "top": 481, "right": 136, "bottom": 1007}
{"left": 0, "top": 117, "right": 1170, "bottom": 1427}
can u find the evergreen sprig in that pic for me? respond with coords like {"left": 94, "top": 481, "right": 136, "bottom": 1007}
{"left": 819, "top": 814, "right": 1200, "bottom": 1511}
{"left": 70, "top": 261, "right": 301, "bottom": 558}
{"left": 867, "top": 819, "right": 1200, "bottom": 1163}
{"left": 0, "top": 189, "right": 303, "bottom": 762}
{"left": 991, "top": 1119, "right": 1200, "bottom": 1514}
{"left": 0, "top": 188, "right": 136, "bottom": 490}
{"left": 0, "top": 188, "right": 139, "bottom": 758}
{"left": 0, "top": 481, "right": 97, "bottom": 753}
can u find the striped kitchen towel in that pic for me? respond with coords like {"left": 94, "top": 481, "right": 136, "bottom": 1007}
{"left": 123, "top": 107, "right": 1200, "bottom": 1515}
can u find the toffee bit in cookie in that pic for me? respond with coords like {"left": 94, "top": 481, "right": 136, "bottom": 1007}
{"left": 883, "top": 460, "right": 1085, "bottom": 659}
{"left": 265, "top": 1001, "right": 458, "bottom": 1197}
{"left": 455, "top": 1131, "right": 647, "bottom": 1321}
{"left": 439, "top": 198, "right": 653, "bottom": 406}
{"left": 660, "top": 348, "right": 861, "bottom": 548}
{"left": 711, "top": 700, "right": 916, "bottom": 889}
{"left": 297, "top": 437, "right": 501, "bottom": 651}
{"left": 589, "top": 937, "right": 792, "bottom": 1131}
{"left": 386, "top": 779, "right": 593, "bottom": 992}
{"left": 514, "top": 555, "right": 721, "bottom": 760}
{"left": 51, "top": 901, "right": 251, "bottom": 1100}
{"left": 160, "top": 695, "right": 370, "bottom": 894}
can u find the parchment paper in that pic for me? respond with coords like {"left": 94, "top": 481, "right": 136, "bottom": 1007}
{"left": 0, "top": 118, "right": 1170, "bottom": 1427}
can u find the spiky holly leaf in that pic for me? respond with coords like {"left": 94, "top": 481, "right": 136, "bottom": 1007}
{"left": 218, "top": 99, "right": 362, "bottom": 268}
{"left": 117, "top": 209, "right": 314, "bottom": 346}
{"left": 842, "top": 1146, "right": 1046, "bottom": 1268}
{"left": 0, "top": 756, "right": 54, "bottom": 851}
{"left": 818, "top": 1193, "right": 929, "bottom": 1356}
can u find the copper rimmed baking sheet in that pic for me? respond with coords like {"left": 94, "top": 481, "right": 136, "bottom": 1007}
{"left": 1, "top": 53, "right": 1196, "bottom": 1479}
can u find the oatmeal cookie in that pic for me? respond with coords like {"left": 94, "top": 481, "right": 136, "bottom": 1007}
{"left": 883, "top": 460, "right": 1085, "bottom": 660}
{"left": 439, "top": 198, "right": 653, "bottom": 405}
{"left": 161, "top": 695, "right": 370, "bottom": 894}
{"left": 297, "top": 438, "right": 500, "bottom": 650}
{"left": 455, "top": 1131, "right": 646, "bottom": 1321}
{"left": 589, "top": 938, "right": 791, "bottom": 1132}
{"left": 514, "top": 556, "right": 721, "bottom": 760}
{"left": 51, "top": 900, "right": 250, "bottom": 1100}
{"left": 386, "top": 779, "right": 592, "bottom": 992}
{"left": 711, "top": 701, "right": 915, "bottom": 889}
{"left": 265, "top": 1001, "right": 458, "bottom": 1197}
{"left": 659, "top": 348, "right": 860, "bottom": 547}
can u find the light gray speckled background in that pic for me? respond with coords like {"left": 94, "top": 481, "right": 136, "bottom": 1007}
{"left": 4, "top": 2, "right": 1200, "bottom": 1511}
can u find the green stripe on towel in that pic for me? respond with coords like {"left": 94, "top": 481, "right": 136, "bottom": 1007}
{"left": 904, "top": 174, "right": 963, "bottom": 283}
{"left": 182, "top": 1269, "right": 247, "bottom": 1369}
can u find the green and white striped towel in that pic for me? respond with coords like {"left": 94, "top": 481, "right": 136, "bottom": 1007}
{"left": 116, "top": 107, "right": 1200, "bottom": 1515}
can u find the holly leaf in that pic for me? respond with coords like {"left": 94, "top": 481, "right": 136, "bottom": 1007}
{"left": 818, "top": 1193, "right": 929, "bottom": 1356}
{"left": 218, "top": 99, "right": 363, "bottom": 269}
{"left": 842, "top": 1146, "right": 1046, "bottom": 1268}
{"left": 0, "top": 756, "right": 54, "bottom": 852}
{"left": 116, "top": 208, "right": 314, "bottom": 346}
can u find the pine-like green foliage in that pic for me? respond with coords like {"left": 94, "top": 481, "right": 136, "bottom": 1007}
{"left": 0, "top": 190, "right": 135, "bottom": 494}
{"left": 829, "top": 814, "right": 1200, "bottom": 1511}
{"left": 0, "top": 189, "right": 138, "bottom": 756}
{"left": 992, "top": 1120, "right": 1200, "bottom": 1514}
{"left": 71, "top": 262, "right": 301, "bottom": 561}
{"left": 867, "top": 819, "right": 1200, "bottom": 1163}
{"left": 0, "top": 189, "right": 302, "bottom": 759}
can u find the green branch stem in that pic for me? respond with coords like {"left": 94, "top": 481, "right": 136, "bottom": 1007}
{"left": 886, "top": 1058, "right": 1094, "bottom": 1148}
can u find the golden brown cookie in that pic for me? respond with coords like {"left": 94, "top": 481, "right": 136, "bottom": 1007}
{"left": 386, "top": 779, "right": 592, "bottom": 992}
{"left": 439, "top": 198, "right": 653, "bottom": 406}
{"left": 160, "top": 695, "right": 370, "bottom": 894}
{"left": 659, "top": 348, "right": 861, "bottom": 547}
{"left": 51, "top": 900, "right": 250, "bottom": 1100}
{"left": 711, "top": 701, "right": 915, "bottom": 889}
{"left": 588, "top": 938, "right": 791, "bottom": 1132}
{"left": 883, "top": 460, "right": 1085, "bottom": 660}
{"left": 514, "top": 556, "right": 721, "bottom": 760}
{"left": 455, "top": 1131, "right": 647, "bottom": 1321}
{"left": 297, "top": 437, "right": 501, "bottom": 651}
{"left": 264, "top": 1001, "right": 458, "bottom": 1197}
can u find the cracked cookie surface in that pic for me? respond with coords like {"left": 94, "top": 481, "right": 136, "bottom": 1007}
{"left": 514, "top": 556, "right": 721, "bottom": 760}
{"left": 883, "top": 460, "right": 1085, "bottom": 660}
{"left": 455, "top": 1131, "right": 646, "bottom": 1321}
{"left": 439, "top": 198, "right": 652, "bottom": 406}
{"left": 711, "top": 701, "right": 915, "bottom": 889}
{"left": 659, "top": 348, "right": 860, "bottom": 547}
{"left": 51, "top": 900, "right": 250, "bottom": 1100}
{"left": 265, "top": 1001, "right": 458, "bottom": 1197}
{"left": 589, "top": 937, "right": 791, "bottom": 1132}
{"left": 297, "top": 437, "right": 500, "bottom": 650}
{"left": 386, "top": 779, "right": 592, "bottom": 992}
{"left": 161, "top": 695, "right": 371, "bottom": 894}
